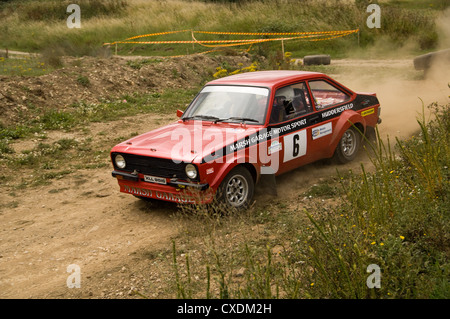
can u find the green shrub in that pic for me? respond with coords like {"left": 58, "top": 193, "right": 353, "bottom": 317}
{"left": 0, "top": 139, "right": 13, "bottom": 157}
{"left": 77, "top": 75, "right": 90, "bottom": 87}
{"left": 39, "top": 109, "right": 78, "bottom": 130}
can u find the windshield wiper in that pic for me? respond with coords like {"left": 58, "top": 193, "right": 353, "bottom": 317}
{"left": 182, "top": 114, "right": 220, "bottom": 122}
{"left": 214, "top": 117, "right": 260, "bottom": 124}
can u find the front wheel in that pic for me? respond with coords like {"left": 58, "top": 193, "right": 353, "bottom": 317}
{"left": 217, "top": 166, "right": 254, "bottom": 210}
{"left": 333, "top": 127, "right": 361, "bottom": 164}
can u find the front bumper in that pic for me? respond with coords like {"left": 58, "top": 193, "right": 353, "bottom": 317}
{"left": 112, "top": 170, "right": 209, "bottom": 190}
{"left": 112, "top": 170, "right": 211, "bottom": 204}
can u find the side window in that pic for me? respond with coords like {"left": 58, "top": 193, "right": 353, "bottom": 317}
{"left": 309, "top": 80, "right": 350, "bottom": 110}
{"left": 270, "top": 82, "right": 312, "bottom": 124}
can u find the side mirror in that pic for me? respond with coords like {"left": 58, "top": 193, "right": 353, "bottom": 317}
{"left": 176, "top": 109, "right": 184, "bottom": 118}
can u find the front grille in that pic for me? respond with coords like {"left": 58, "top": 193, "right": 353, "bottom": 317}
{"left": 112, "top": 152, "right": 188, "bottom": 179}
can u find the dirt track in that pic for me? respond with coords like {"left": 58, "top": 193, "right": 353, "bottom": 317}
{"left": 0, "top": 55, "right": 449, "bottom": 298}
{"left": 0, "top": 113, "right": 183, "bottom": 298}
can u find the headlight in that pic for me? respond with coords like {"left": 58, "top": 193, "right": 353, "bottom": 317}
{"left": 185, "top": 164, "right": 197, "bottom": 179}
{"left": 115, "top": 154, "right": 126, "bottom": 169}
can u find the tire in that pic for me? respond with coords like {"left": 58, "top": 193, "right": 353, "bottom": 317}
{"left": 333, "top": 127, "right": 361, "bottom": 164}
{"left": 413, "top": 52, "right": 434, "bottom": 71}
{"left": 217, "top": 166, "right": 254, "bottom": 210}
{"left": 413, "top": 49, "right": 450, "bottom": 71}
{"left": 303, "top": 54, "right": 331, "bottom": 66}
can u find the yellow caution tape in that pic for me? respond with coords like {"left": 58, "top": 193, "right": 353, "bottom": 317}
{"left": 103, "top": 29, "right": 191, "bottom": 45}
{"left": 103, "top": 29, "right": 359, "bottom": 55}
{"left": 104, "top": 29, "right": 358, "bottom": 45}
{"left": 124, "top": 29, "right": 190, "bottom": 41}
{"left": 193, "top": 29, "right": 358, "bottom": 36}
{"left": 111, "top": 33, "right": 357, "bottom": 45}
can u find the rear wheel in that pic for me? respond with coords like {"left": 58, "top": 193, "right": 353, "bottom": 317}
{"left": 218, "top": 166, "right": 254, "bottom": 210}
{"left": 333, "top": 127, "right": 361, "bottom": 164}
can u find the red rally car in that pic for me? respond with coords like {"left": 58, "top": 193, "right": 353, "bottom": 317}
{"left": 110, "top": 70, "right": 381, "bottom": 209}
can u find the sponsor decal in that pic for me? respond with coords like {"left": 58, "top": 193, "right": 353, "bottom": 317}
{"left": 229, "top": 129, "right": 273, "bottom": 153}
{"left": 206, "top": 167, "right": 214, "bottom": 175}
{"left": 272, "top": 118, "right": 308, "bottom": 135}
{"left": 312, "top": 122, "right": 332, "bottom": 140}
{"left": 227, "top": 118, "right": 309, "bottom": 154}
{"left": 361, "top": 108, "right": 375, "bottom": 117}
{"left": 321, "top": 103, "right": 354, "bottom": 118}
{"left": 268, "top": 140, "right": 282, "bottom": 155}
{"left": 122, "top": 185, "right": 196, "bottom": 203}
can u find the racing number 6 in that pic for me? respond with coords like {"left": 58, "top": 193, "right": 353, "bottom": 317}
{"left": 283, "top": 129, "right": 307, "bottom": 162}
{"left": 292, "top": 134, "right": 300, "bottom": 157}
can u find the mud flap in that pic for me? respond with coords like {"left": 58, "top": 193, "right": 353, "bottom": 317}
{"left": 257, "top": 173, "right": 278, "bottom": 196}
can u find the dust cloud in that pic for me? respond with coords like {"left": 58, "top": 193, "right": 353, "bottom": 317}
{"left": 335, "top": 7, "right": 449, "bottom": 140}
{"left": 350, "top": 71, "right": 448, "bottom": 141}
{"left": 436, "top": 7, "right": 450, "bottom": 50}
{"left": 337, "top": 22, "right": 449, "bottom": 140}
{"left": 274, "top": 9, "right": 449, "bottom": 199}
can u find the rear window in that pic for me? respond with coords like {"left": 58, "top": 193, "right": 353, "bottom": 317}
{"left": 309, "top": 80, "right": 350, "bottom": 110}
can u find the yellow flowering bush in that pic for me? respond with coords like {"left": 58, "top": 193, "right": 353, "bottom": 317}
{"left": 213, "top": 66, "right": 228, "bottom": 79}
{"left": 213, "top": 61, "right": 259, "bottom": 79}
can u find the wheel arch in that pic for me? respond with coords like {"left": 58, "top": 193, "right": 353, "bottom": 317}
{"left": 330, "top": 110, "right": 366, "bottom": 155}
{"left": 208, "top": 159, "right": 259, "bottom": 191}
{"left": 239, "top": 162, "right": 258, "bottom": 184}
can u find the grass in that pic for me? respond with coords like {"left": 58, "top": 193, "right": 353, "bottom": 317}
{"left": 0, "top": 87, "right": 198, "bottom": 139}
{"left": 169, "top": 99, "right": 449, "bottom": 299}
{"left": 1, "top": 132, "right": 110, "bottom": 188}
{"left": 380, "top": 0, "right": 449, "bottom": 10}
{"left": 70, "top": 87, "right": 198, "bottom": 122}
{"left": 0, "top": 0, "right": 445, "bottom": 59}
{"left": 0, "top": 86, "right": 199, "bottom": 188}
{"left": 0, "top": 56, "right": 51, "bottom": 76}
{"left": 0, "top": 0, "right": 128, "bottom": 21}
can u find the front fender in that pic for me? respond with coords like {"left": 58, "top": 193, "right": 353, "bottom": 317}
{"left": 329, "top": 110, "right": 366, "bottom": 155}
{"left": 206, "top": 153, "right": 259, "bottom": 190}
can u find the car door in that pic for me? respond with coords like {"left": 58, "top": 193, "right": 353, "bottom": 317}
{"left": 267, "top": 81, "right": 314, "bottom": 175}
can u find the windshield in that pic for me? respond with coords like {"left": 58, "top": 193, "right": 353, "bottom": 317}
{"left": 183, "top": 85, "right": 269, "bottom": 124}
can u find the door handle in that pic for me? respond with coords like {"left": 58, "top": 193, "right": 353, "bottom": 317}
{"left": 309, "top": 115, "right": 320, "bottom": 124}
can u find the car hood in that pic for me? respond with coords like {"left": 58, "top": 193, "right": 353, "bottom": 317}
{"left": 111, "top": 120, "right": 263, "bottom": 163}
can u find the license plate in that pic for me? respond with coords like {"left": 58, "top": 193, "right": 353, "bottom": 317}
{"left": 144, "top": 175, "right": 167, "bottom": 185}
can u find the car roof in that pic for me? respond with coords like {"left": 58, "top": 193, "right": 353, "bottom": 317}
{"left": 206, "top": 70, "right": 325, "bottom": 89}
